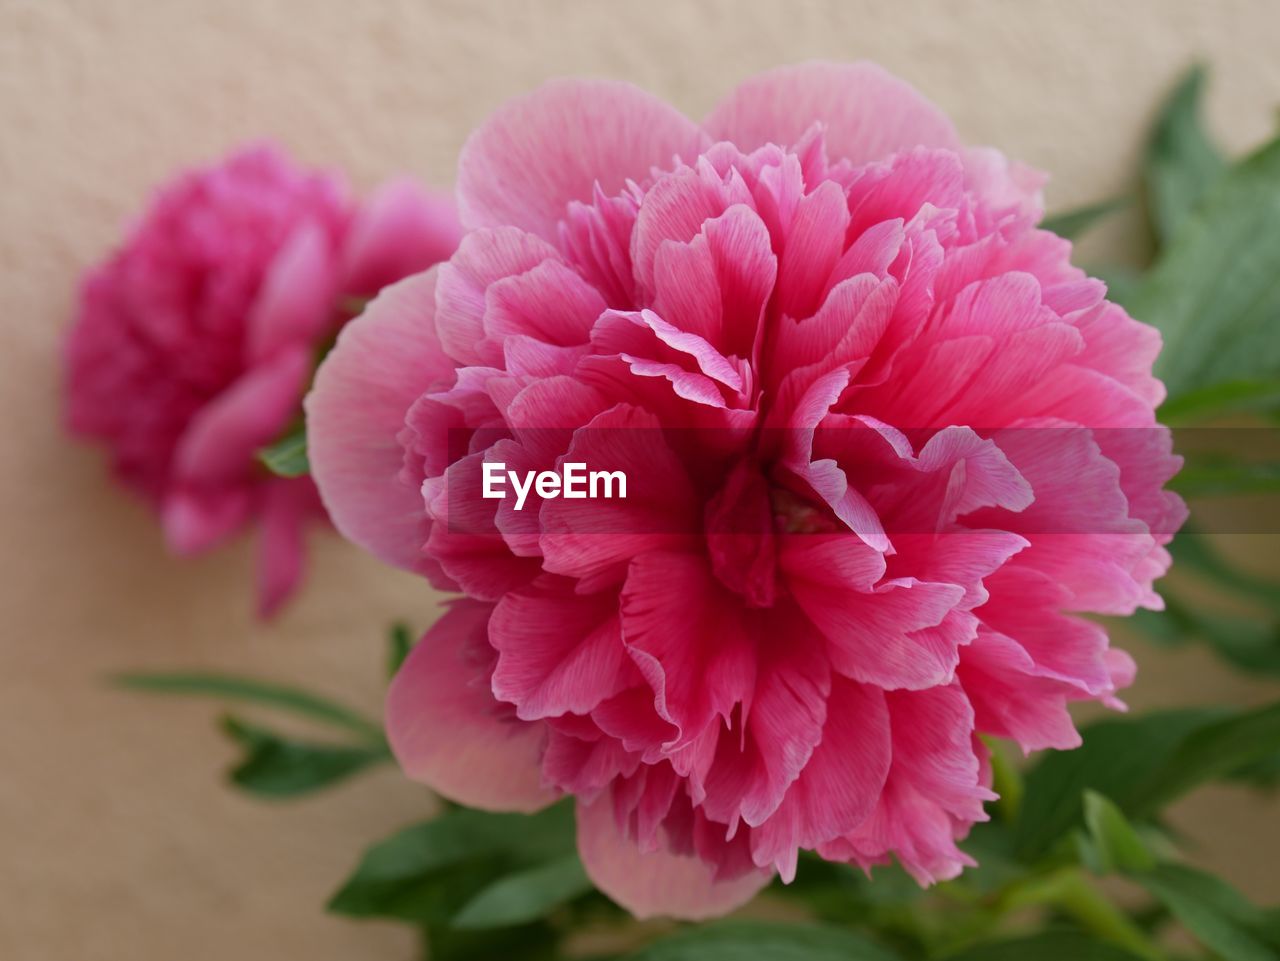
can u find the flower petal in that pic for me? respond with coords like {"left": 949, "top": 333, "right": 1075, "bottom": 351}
{"left": 458, "top": 79, "right": 705, "bottom": 241}
{"left": 341, "top": 178, "right": 463, "bottom": 297}
{"left": 386, "top": 599, "right": 556, "bottom": 812}
{"left": 576, "top": 793, "right": 769, "bottom": 920}
{"left": 305, "top": 270, "right": 447, "bottom": 573}
{"left": 705, "top": 61, "right": 959, "bottom": 165}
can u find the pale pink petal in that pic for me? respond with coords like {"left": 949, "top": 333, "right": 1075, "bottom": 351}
{"left": 341, "top": 178, "right": 463, "bottom": 296}
{"left": 706, "top": 61, "right": 959, "bottom": 165}
{"left": 304, "top": 270, "right": 444, "bottom": 573}
{"left": 458, "top": 79, "right": 706, "bottom": 240}
{"left": 576, "top": 793, "right": 769, "bottom": 920}
{"left": 386, "top": 599, "right": 556, "bottom": 812}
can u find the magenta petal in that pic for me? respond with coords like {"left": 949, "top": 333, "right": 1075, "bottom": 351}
{"left": 386, "top": 600, "right": 556, "bottom": 812}
{"left": 161, "top": 487, "right": 252, "bottom": 556}
{"left": 173, "top": 345, "right": 311, "bottom": 485}
{"left": 705, "top": 61, "right": 959, "bottom": 165}
{"left": 247, "top": 221, "right": 338, "bottom": 366}
{"left": 305, "top": 270, "right": 445, "bottom": 573}
{"left": 576, "top": 793, "right": 769, "bottom": 920}
{"left": 255, "top": 477, "right": 314, "bottom": 619}
{"left": 457, "top": 79, "right": 706, "bottom": 241}
{"left": 341, "top": 178, "right": 463, "bottom": 296}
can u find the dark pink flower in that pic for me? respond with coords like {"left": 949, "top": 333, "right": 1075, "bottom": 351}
{"left": 65, "top": 143, "right": 462, "bottom": 616}
{"left": 306, "top": 63, "right": 1185, "bottom": 916}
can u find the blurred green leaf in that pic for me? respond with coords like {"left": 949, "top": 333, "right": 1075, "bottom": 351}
{"left": 1042, "top": 197, "right": 1129, "bottom": 241}
{"left": 1128, "top": 701, "right": 1280, "bottom": 812}
{"left": 1013, "top": 703, "right": 1280, "bottom": 859}
{"left": 451, "top": 854, "right": 591, "bottom": 929}
{"left": 1081, "top": 791, "right": 1157, "bottom": 874}
{"left": 1160, "top": 379, "right": 1280, "bottom": 424}
{"left": 940, "top": 931, "right": 1150, "bottom": 961}
{"left": 1014, "top": 708, "right": 1221, "bottom": 860}
{"left": 1171, "top": 527, "right": 1280, "bottom": 613}
{"left": 115, "top": 671, "right": 384, "bottom": 741}
{"left": 1139, "top": 863, "right": 1279, "bottom": 961}
{"left": 219, "top": 715, "right": 389, "bottom": 798}
{"left": 424, "top": 922, "right": 560, "bottom": 961}
{"left": 257, "top": 427, "right": 309, "bottom": 478}
{"left": 328, "top": 802, "right": 579, "bottom": 925}
{"left": 1145, "top": 595, "right": 1280, "bottom": 676}
{"left": 1130, "top": 135, "right": 1280, "bottom": 403}
{"left": 388, "top": 622, "right": 414, "bottom": 678}
{"left": 1145, "top": 64, "right": 1226, "bottom": 246}
{"left": 1170, "top": 456, "right": 1280, "bottom": 496}
{"left": 621, "top": 920, "right": 902, "bottom": 961}
{"left": 1091, "top": 265, "right": 1145, "bottom": 311}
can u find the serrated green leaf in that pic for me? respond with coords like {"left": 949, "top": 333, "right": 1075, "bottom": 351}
{"left": 1139, "top": 863, "right": 1279, "bottom": 961}
{"left": 115, "top": 671, "right": 384, "bottom": 741}
{"left": 1145, "top": 64, "right": 1226, "bottom": 245}
{"left": 1042, "top": 197, "right": 1130, "bottom": 241}
{"left": 1130, "top": 135, "right": 1280, "bottom": 402}
{"left": 328, "top": 801, "right": 577, "bottom": 924}
{"left": 220, "top": 715, "right": 388, "bottom": 798}
{"left": 940, "top": 931, "right": 1150, "bottom": 961}
{"left": 451, "top": 854, "right": 591, "bottom": 929}
{"left": 1082, "top": 791, "right": 1157, "bottom": 874}
{"left": 257, "top": 427, "right": 309, "bottom": 477}
{"left": 620, "top": 920, "right": 902, "bottom": 961}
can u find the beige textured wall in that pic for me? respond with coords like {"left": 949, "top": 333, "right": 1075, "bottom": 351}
{"left": 2, "top": 2, "right": 1278, "bottom": 959}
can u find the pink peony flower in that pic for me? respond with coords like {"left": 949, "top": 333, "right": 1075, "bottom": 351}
{"left": 65, "top": 143, "right": 463, "bottom": 617}
{"left": 306, "top": 63, "right": 1185, "bottom": 917}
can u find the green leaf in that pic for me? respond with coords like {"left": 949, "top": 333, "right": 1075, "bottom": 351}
{"left": 1170, "top": 455, "right": 1280, "bottom": 496}
{"left": 1081, "top": 791, "right": 1157, "bottom": 874}
{"left": 1171, "top": 527, "right": 1280, "bottom": 614}
{"left": 1014, "top": 708, "right": 1222, "bottom": 860}
{"left": 621, "top": 920, "right": 902, "bottom": 961}
{"left": 388, "top": 622, "right": 413, "bottom": 678}
{"left": 1159, "top": 379, "right": 1280, "bottom": 424}
{"left": 1130, "top": 135, "right": 1280, "bottom": 402}
{"left": 940, "top": 931, "right": 1150, "bottom": 961}
{"left": 1090, "top": 265, "right": 1145, "bottom": 311}
{"left": 1129, "top": 700, "right": 1280, "bottom": 812}
{"left": 424, "top": 923, "right": 560, "bottom": 961}
{"left": 1139, "top": 863, "right": 1279, "bottom": 961}
{"left": 328, "top": 802, "right": 578, "bottom": 924}
{"left": 1153, "top": 594, "right": 1280, "bottom": 676}
{"left": 1016, "top": 702, "right": 1280, "bottom": 861}
{"left": 451, "top": 854, "right": 592, "bottom": 929}
{"left": 219, "top": 715, "right": 389, "bottom": 798}
{"left": 1144, "top": 64, "right": 1226, "bottom": 246}
{"left": 257, "top": 427, "right": 309, "bottom": 477}
{"left": 115, "top": 671, "right": 384, "bottom": 742}
{"left": 1042, "top": 197, "right": 1129, "bottom": 241}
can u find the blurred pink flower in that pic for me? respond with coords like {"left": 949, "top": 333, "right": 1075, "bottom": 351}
{"left": 306, "top": 63, "right": 1185, "bottom": 917}
{"left": 65, "top": 143, "right": 462, "bottom": 617}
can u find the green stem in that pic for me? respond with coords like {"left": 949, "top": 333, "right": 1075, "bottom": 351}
{"left": 998, "top": 868, "right": 1165, "bottom": 961}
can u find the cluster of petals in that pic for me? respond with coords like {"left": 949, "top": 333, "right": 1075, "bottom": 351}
{"left": 65, "top": 144, "right": 462, "bottom": 615}
{"left": 307, "top": 62, "right": 1185, "bottom": 917}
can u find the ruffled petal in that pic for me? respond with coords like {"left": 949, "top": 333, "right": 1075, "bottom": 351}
{"left": 705, "top": 61, "right": 959, "bottom": 166}
{"left": 341, "top": 178, "right": 463, "bottom": 296}
{"left": 386, "top": 599, "right": 556, "bottom": 812}
{"left": 576, "top": 793, "right": 769, "bottom": 920}
{"left": 458, "top": 79, "right": 706, "bottom": 241}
